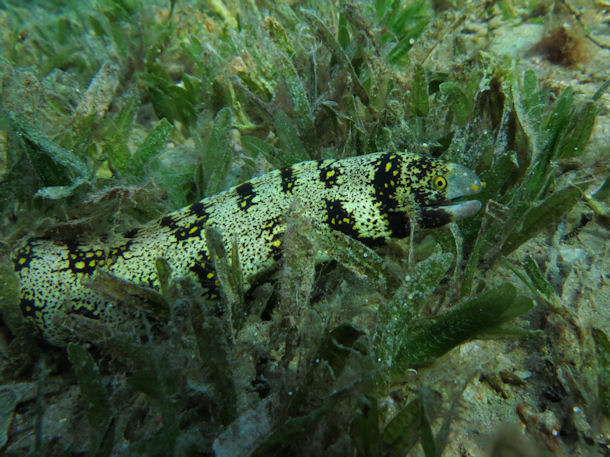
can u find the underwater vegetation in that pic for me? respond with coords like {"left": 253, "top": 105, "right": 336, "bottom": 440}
{"left": 0, "top": 0, "right": 608, "bottom": 456}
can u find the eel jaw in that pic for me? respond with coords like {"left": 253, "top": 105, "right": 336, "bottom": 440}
{"left": 436, "top": 199, "right": 482, "bottom": 221}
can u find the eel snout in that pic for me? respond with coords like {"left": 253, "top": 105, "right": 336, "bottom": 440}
{"left": 441, "top": 163, "right": 484, "bottom": 221}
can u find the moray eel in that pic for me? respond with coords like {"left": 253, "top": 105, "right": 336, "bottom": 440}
{"left": 12, "top": 152, "right": 482, "bottom": 344}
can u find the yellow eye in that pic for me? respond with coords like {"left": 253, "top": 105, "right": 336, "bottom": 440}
{"left": 434, "top": 176, "right": 447, "bottom": 190}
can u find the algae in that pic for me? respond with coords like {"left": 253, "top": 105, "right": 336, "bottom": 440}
{"left": 0, "top": 0, "right": 608, "bottom": 455}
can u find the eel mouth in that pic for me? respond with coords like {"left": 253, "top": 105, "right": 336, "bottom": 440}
{"left": 435, "top": 199, "right": 482, "bottom": 221}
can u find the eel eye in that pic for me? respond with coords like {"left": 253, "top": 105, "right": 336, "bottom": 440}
{"left": 434, "top": 176, "right": 447, "bottom": 190}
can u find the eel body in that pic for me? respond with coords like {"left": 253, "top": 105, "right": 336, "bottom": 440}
{"left": 12, "top": 152, "right": 482, "bottom": 344}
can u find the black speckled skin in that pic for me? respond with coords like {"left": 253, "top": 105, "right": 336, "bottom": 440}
{"left": 12, "top": 152, "right": 480, "bottom": 344}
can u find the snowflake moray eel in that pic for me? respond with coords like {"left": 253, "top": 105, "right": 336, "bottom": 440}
{"left": 12, "top": 152, "right": 483, "bottom": 344}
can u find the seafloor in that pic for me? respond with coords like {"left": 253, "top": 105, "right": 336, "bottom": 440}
{"left": 0, "top": 1, "right": 608, "bottom": 456}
